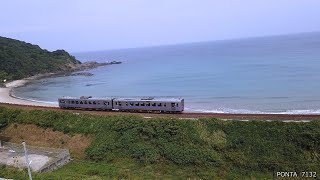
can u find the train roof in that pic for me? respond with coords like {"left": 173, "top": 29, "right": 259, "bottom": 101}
{"left": 113, "top": 97, "right": 184, "bottom": 102}
{"left": 59, "top": 96, "right": 114, "bottom": 100}
{"left": 59, "top": 96, "right": 183, "bottom": 102}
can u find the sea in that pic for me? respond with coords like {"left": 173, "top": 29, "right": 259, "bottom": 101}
{"left": 13, "top": 32, "right": 320, "bottom": 114}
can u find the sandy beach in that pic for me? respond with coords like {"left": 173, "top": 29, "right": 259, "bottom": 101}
{"left": 0, "top": 78, "right": 58, "bottom": 107}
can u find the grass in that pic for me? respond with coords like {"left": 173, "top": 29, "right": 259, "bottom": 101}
{"left": 1, "top": 160, "right": 274, "bottom": 180}
{"left": 0, "top": 106, "right": 319, "bottom": 179}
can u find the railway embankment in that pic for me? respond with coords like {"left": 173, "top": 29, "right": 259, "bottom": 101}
{"left": 1, "top": 102, "right": 320, "bottom": 121}
{"left": 0, "top": 105, "right": 319, "bottom": 179}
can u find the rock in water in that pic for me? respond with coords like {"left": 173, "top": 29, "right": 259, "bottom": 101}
{"left": 71, "top": 72, "right": 94, "bottom": 76}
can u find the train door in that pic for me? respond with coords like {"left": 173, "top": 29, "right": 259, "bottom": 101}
{"left": 171, "top": 102, "right": 176, "bottom": 111}
{"left": 181, "top": 99, "right": 184, "bottom": 111}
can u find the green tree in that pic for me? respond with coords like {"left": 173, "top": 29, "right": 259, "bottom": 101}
{"left": 0, "top": 36, "right": 81, "bottom": 81}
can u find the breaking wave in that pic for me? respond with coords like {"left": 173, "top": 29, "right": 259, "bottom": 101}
{"left": 185, "top": 107, "right": 320, "bottom": 115}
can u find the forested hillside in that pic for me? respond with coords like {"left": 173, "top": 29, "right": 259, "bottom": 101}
{"left": 0, "top": 36, "right": 81, "bottom": 81}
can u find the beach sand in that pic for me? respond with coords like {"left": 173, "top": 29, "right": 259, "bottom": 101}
{"left": 0, "top": 78, "right": 57, "bottom": 107}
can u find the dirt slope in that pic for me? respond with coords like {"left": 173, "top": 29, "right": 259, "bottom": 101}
{"left": 0, "top": 123, "right": 92, "bottom": 159}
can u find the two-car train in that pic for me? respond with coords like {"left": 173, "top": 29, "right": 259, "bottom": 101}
{"left": 58, "top": 96, "right": 184, "bottom": 113}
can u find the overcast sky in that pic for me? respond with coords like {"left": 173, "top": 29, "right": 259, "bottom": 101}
{"left": 1, "top": 0, "right": 320, "bottom": 52}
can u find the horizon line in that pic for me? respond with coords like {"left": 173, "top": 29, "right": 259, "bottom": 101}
{"left": 71, "top": 30, "right": 320, "bottom": 54}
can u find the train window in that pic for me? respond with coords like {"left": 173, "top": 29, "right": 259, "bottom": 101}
{"left": 130, "top": 102, "right": 134, "bottom": 106}
{"left": 80, "top": 101, "right": 83, "bottom": 104}
{"left": 146, "top": 102, "right": 151, "bottom": 106}
{"left": 60, "top": 100, "right": 65, "bottom": 103}
{"left": 84, "top": 101, "right": 87, "bottom": 104}
{"left": 93, "top": 101, "right": 96, "bottom": 105}
{"left": 141, "top": 103, "right": 145, "bottom": 106}
{"left": 104, "top": 102, "right": 108, "bottom": 105}
{"left": 89, "top": 101, "right": 92, "bottom": 104}
{"left": 126, "top": 102, "right": 128, "bottom": 106}
{"left": 176, "top": 103, "right": 179, "bottom": 107}
{"left": 76, "top": 101, "right": 79, "bottom": 104}
{"left": 158, "top": 103, "right": 162, "bottom": 107}
{"left": 119, "top": 102, "right": 122, "bottom": 106}
{"left": 135, "top": 102, "right": 139, "bottom": 106}
{"left": 115, "top": 102, "right": 118, "bottom": 105}
{"left": 152, "top": 103, "right": 156, "bottom": 106}
{"left": 171, "top": 103, "right": 175, "bottom": 107}
{"left": 164, "top": 103, "right": 166, "bottom": 107}
{"left": 71, "top": 101, "right": 75, "bottom": 104}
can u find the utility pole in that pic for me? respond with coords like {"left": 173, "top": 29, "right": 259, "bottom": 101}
{"left": 22, "top": 141, "right": 33, "bottom": 180}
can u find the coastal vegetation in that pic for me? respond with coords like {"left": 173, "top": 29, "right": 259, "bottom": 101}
{"left": 0, "top": 36, "right": 122, "bottom": 85}
{"left": 0, "top": 36, "right": 82, "bottom": 81}
{"left": 0, "top": 106, "right": 319, "bottom": 179}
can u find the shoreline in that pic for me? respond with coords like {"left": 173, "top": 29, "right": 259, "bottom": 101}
{"left": 2, "top": 78, "right": 320, "bottom": 115}
{"left": 2, "top": 71, "right": 320, "bottom": 115}
{"left": 0, "top": 61, "right": 121, "bottom": 107}
{"left": 1, "top": 80, "right": 320, "bottom": 118}
{"left": 3, "top": 81, "right": 320, "bottom": 117}
{"left": 0, "top": 75, "right": 58, "bottom": 107}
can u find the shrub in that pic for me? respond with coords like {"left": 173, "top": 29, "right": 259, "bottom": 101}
{"left": 0, "top": 106, "right": 319, "bottom": 173}
{"left": 129, "top": 142, "right": 158, "bottom": 163}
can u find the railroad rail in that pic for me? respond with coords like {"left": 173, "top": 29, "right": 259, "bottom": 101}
{"left": 0, "top": 102, "right": 320, "bottom": 121}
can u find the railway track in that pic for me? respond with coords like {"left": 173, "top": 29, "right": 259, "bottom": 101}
{"left": 1, "top": 102, "right": 320, "bottom": 121}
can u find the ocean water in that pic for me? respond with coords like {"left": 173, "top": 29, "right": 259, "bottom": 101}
{"left": 13, "top": 32, "right": 320, "bottom": 114}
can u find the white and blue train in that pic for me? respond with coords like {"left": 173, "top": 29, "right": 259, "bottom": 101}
{"left": 58, "top": 96, "right": 184, "bottom": 113}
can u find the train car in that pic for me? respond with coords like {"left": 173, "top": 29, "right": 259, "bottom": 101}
{"left": 112, "top": 97, "right": 184, "bottom": 113}
{"left": 58, "top": 96, "right": 113, "bottom": 110}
